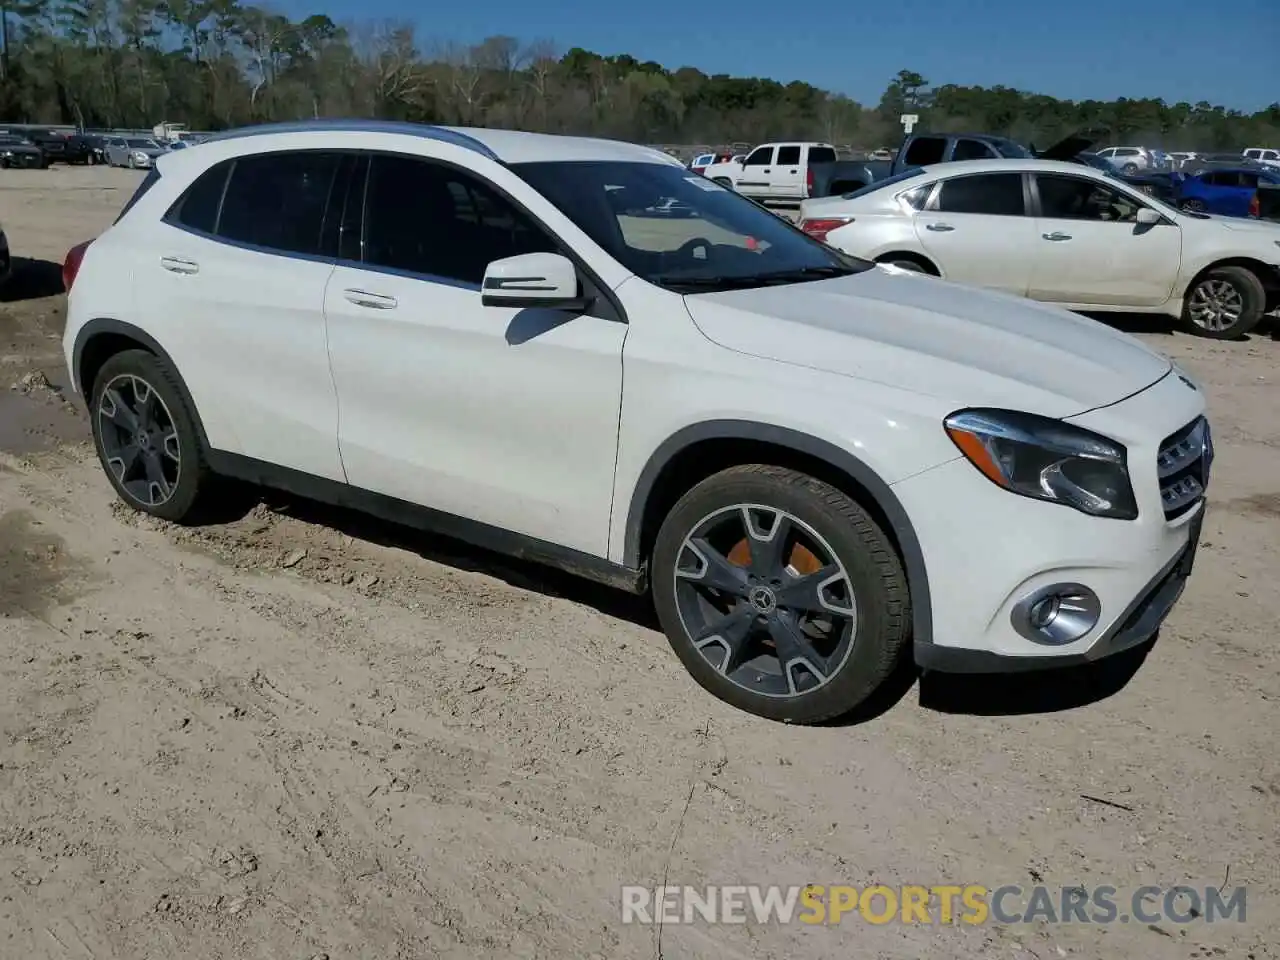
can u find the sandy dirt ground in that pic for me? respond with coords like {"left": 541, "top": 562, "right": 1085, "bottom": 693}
{"left": 1, "top": 165, "right": 1278, "bottom": 959}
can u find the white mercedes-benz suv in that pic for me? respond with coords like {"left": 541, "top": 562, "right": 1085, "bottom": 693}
{"left": 61, "top": 120, "right": 1212, "bottom": 724}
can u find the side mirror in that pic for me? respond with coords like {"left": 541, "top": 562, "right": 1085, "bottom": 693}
{"left": 1135, "top": 207, "right": 1163, "bottom": 225}
{"left": 481, "top": 252, "right": 590, "bottom": 311}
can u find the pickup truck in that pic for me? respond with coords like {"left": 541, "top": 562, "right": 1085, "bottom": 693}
{"left": 702, "top": 142, "right": 882, "bottom": 203}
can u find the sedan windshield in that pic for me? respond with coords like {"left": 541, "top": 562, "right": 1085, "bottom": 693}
{"left": 512, "top": 160, "right": 871, "bottom": 293}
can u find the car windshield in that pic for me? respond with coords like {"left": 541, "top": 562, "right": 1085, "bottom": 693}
{"left": 127, "top": 139, "right": 157, "bottom": 149}
{"left": 840, "top": 167, "right": 926, "bottom": 199}
{"left": 513, "top": 160, "right": 871, "bottom": 293}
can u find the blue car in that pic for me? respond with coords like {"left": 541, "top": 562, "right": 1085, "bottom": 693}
{"left": 1177, "top": 167, "right": 1280, "bottom": 217}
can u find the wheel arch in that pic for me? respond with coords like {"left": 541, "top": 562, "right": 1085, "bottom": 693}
{"left": 1181, "top": 257, "right": 1280, "bottom": 304}
{"left": 874, "top": 251, "right": 940, "bottom": 276}
{"left": 73, "top": 318, "right": 212, "bottom": 450}
{"left": 623, "top": 421, "right": 932, "bottom": 646}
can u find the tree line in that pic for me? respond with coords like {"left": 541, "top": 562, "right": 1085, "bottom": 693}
{"left": 1, "top": 2, "right": 1276, "bottom": 152}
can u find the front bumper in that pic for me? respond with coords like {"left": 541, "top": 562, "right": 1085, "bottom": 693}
{"left": 897, "top": 369, "right": 1207, "bottom": 673}
{"left": 916, "top": 506, "right": 1201, "bottom": 672}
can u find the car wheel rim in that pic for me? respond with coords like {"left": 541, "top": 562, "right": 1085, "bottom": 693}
{"left": 1187, "top": 279, "right": 1244, "bottom": 332}
{"left": 672, "top": 504, "right": 858, "bottom": 699}
{"left": 1182, "top": 200, "right": 1206, "bottom": 212}
{"left": 96, "top": 374, "right": 182, "bottom": 507}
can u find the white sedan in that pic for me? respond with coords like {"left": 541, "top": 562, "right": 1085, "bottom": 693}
{"left": 798, "top": 158, "right": 1280, "bottom": 339}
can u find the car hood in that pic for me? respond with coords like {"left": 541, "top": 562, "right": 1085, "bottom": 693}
{"left": 683, "top": 268, "right": 1172, "bottom": 419}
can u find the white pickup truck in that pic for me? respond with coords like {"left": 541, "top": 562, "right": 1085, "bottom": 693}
{"left": 702, "top": 141, "right": 840, "bottom": 201}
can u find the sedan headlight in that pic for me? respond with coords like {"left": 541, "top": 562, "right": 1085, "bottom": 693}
{"left": 944, "top": 409, "right": 1138, "bottom": 520}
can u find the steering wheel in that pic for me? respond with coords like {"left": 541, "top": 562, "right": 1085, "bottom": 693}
{"left": 675, "top": 237, "right": 713, "bottom": 261}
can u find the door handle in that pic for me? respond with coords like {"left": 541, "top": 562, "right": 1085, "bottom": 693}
{"left": 160, "top": 256, "right": 199, "bottom": 275}
{"left": 1042, "top": 232, "right": 1073, "bottom": 241}
{"left": 763, "top": 168, "right": 771, "bottom": 173}
{"left": 925, "top": 222, "right": 955, "bottom": 232}
{"left": 342, "top": 288, "right": 398, "bottom": 310}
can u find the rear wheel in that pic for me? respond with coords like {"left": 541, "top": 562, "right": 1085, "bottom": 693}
{"left": 1122, "top": 163, "right": 1139, "bottom": 174}
{"left": 1180, "top": 265, "right": 1265, "bottom": 339}
{"left": 90, "top": 350, "right": 212, "bottom": 523}
{"left": 1179, "top": 198, "right": 1207, "bottom": 213}
{"left": 652, "top": 465, "right": 909, "bottom": 724}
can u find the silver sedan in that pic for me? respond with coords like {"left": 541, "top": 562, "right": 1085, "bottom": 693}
{"left": 105, "top": 137, "right": 165, "bottom": 168}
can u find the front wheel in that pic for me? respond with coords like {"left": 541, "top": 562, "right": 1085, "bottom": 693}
{"left": 1180, "top": 266, "right": 1266, "bottom": 339}
{"left": 1122, "top": 163, "right": 1139, "bottom": 174}
{"left": 1179, "top": 198, "right": 1207, "bottom": 213}
{"left": 90, "top": 350, "right": 213, "bottom": 523}
{"left": 651, "top": 464, "right": 910, "bottom": 724}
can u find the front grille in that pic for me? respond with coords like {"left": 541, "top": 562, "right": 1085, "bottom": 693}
{"left": 1157, "top": 416, "right": 1212, "bottom": 519}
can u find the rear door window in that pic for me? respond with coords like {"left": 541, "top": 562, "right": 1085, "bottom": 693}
{"left": 216, "top": 152, "right": 344, "bottom": 256}
{"left": 934, "top": 173, "right": 1026, "bottom": 216}
{"left": 775, "top": 145, "right": 801, "bottom": 165}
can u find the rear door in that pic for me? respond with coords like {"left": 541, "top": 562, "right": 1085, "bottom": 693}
{"left": 736, "top": 145, "right": 776, "bottom": 197}
{"left": 1028, "top": 172, "right": 1182, "bottom": 307}
{"left": 772, "top": 144, "right": 804, "bottom": 198}
{"left": 137, "top": 150, "right": 348, "bottom": 479}
{"left": 913, "top": 171, "right": 1038, "bottom": 295}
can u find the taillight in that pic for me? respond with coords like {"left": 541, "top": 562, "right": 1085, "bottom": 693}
{"left": 62, "top": 240, "right": 92, "bottom": 292}
{"left": 1248, "top": 192, "right": 1260, "bottom": 218}
{"left": 806, "top": 167, "right": 815, "bottom": 196}
{"left": 799, "top": 217, "right": 854, "bottom": 243}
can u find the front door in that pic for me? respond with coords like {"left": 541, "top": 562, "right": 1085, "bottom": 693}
{"left": 1029, "top": 173, "right": 1182, "bottom": 307}
{"left": 735, "top": 146, "right": 776, "bottom": 198}
{"left": 323, "top": 152, "right": 627, "bottom": 557}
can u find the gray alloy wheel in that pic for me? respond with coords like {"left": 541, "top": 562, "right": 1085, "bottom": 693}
{"left": 89, "top": 349, "right": 213, "bottom": 523}
{"left": 96, "top": 373, "right": 182, "bottom": 508}
{"left": 672, "top": 503, "right": 859, "bottom": 699}
{"left": 651, "top": 464, "right": 909, "bottom": 724}
{"left": 1181, "top": 265, "right": 1265, "bottom": 339}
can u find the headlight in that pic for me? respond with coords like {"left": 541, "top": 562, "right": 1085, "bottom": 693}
{"left": 944, "top": 409, "right": 1138, "bottom": 520}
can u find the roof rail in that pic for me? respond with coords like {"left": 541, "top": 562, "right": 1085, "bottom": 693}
{"left": 201, "top": 119, "right": 500, "bottom": 161}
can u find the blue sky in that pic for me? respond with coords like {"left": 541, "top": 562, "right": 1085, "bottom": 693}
{"left": 276, "top": 0, "right": 1279, "bottom": 112}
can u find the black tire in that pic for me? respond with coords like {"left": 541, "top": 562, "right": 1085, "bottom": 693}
{"left": 1122, "top": 163, "right": 1139, "bottom": 174}
{"left": 1179, "top": 198, "right": 1207, "bottom": 213}
{"left": 651, "top": 464, "right": 909, "bottom": 724}
{"left": 1179, "top": 265, "right": 1266, "bottom": 339}
{"left": 89, "top": 349, "right": 212, "bottom": 523}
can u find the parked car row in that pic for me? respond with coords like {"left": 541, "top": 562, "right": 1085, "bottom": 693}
{"left": 797, "top": 157, "right": 1280, "bottom": 339}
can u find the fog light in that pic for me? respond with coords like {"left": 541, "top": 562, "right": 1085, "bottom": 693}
{"left": 1011, "top": 583, "right": 1101, "bottom": 645}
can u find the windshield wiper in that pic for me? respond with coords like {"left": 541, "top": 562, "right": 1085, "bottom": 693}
{"left": 649, "top": 274, "right": 769, "bottom": 291}
{"left": 750, "top": 265, "right": 859, "bottom": 284}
